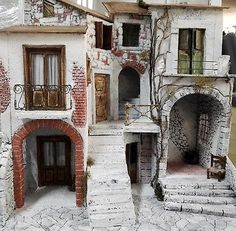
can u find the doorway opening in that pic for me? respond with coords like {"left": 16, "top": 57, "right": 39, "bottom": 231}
{"left": 118, "top": 67, "right": 140, "bottom": 119}
{"left": 167, "top": 94, "right": 223, "bottom": 175}
{"left": 126, "top": 142, "right": 138, "bottom": 184}
{"left": 37, "top": 135, "right": 72, "bottom": 186}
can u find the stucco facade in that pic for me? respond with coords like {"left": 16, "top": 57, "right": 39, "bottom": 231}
{"left": 0, "top": 0, "right": 236, "bottom": 229}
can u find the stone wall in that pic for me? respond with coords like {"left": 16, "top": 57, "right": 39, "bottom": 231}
{"left": 112, "top": 14, "right": 151, "bottom": 74}
{"left": 0, "top": 140, "right": 14, "bottom": 227}
{"left": 140, "top": 134, "right": 153, "bottom": 183}
{"left": 226, "top": 157, "right": 236, "bottom": 192}
{"left": 0, "top": 60, "right": 10, "bottom": 113}
{"left": 24, "top": 0, "right": 87, "bottom": 25}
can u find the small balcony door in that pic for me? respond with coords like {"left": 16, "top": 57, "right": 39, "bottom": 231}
{"left": 23, "top": 45, "right": 65, "bottom": 110}
{"left": 37, "top": 136, "right": 71, "bottom": 186}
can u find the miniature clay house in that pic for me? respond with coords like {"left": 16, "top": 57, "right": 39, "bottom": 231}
{"left": 0, "top": 0, "right": 235, "bottom": 229}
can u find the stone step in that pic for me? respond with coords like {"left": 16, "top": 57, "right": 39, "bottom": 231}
{"left": 164, "top": 189, "right": 235, "bottom": 197}
{"left": 88, "top": 186, "right": 131, "bottom": 196}
{"left": 89, "top": 136, "right": 124, "bottom": 145}
{"left": 89, "top": 211, "right": 135, "bottom": 228}
{"left": 88, "top": 193, "right": 133, "bottom": 207}
{"left": 164, "top": 202, "right": 236, "bottom": 218}
{"left": 88, "top": 145, "right": 125, "bottom": 152}
{"left": 87, "top": 153, "right": 125, "bottom": 164}
{"left": 89, "top": 128, "right": 124, "bottom": 136}
{"left": 160, "top": 179, "right": 230, "bottom": 190}
{"left": 88, "top": 177, "right": 130, "bottom": 189}
{"left": 161, "top": 182, "right": 230, "bottom": 190}
{"left": 89, "top": 167, "right": 127, "bottom": 177}
{"left": 164, "top": 194, "right": 236, "bottom": 205}
{"left": 89, "top": 202, "right": 133, "bottom": 215}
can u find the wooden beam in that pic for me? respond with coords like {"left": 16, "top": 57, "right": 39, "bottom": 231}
{"left": 0, "top": 25, "right": 88, "bottom": 34}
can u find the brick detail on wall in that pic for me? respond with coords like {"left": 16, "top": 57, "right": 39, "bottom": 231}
{"left": 112, "top": 49, "right": 148, "bottom": 74}
{"left": 12, "top": 119, "right": 84, "bottom": 208}
{"left": 0, "top": 60, "right": 10, "bottom": 113}
{"left": 24, "top": 0, "right": 86, "bottom": 25}
{"left": 72, "top": 63, "right": 87, "bottom": 127}
{"left": 140, "top": 134, "right": 152, "bottom": 183}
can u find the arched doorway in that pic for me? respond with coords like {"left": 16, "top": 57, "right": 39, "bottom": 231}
{"left": 12, "top": 119, "right": 83, "bottom": 208}
{"left": 167, "top": 93, "right": 224, "bottom": 175}
{"left": 118, "top": 67, "right": 140, "bottom": 119}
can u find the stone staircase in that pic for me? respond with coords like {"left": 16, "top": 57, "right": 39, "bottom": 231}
{"left": 159, "top": 176, "right": 236, "bottom": 217}
{"left": 87, "top": 124, "right": 136, "bottom": 229}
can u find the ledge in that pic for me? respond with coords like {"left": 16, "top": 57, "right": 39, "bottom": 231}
{"left": 0, "top": 25, "right": 87, "bottom": 34}
{"left": 163, "top": 74, "right": 234, "bottom": 78}
{"left": 15, "top": 110, "right": 72, "bottom": 120}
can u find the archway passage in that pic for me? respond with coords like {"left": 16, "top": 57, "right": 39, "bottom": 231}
{"left": 167, "top": 94, "right": 224, "bottom": 175}
{"left": 118, "top": 67, "right": 140, "bottom": 119}
{"left": 12, "top": 119, "right": 84, "bottom": 208}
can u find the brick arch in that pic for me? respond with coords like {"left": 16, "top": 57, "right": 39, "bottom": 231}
{"left": 12, "top": 119, "right": 84, "bottom": 208}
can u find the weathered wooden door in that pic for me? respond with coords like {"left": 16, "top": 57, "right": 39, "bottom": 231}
{"left": 126, "top": 143, "right": 138, "bottom": 184}
{"left": 37, "top": 136, "right": 71, "bottom": 186}
{"left": 95, "top": 74, "right": 109, "bottom": 122}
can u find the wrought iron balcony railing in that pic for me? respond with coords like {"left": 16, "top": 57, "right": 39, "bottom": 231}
{"left": 124, "top": 103, "right": 159, "bottom": 126}
{"left": 14, "top": 84, "right": 72, "bottom": 110}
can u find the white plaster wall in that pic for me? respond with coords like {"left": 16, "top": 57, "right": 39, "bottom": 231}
{"left": 156, "top": 8, "right": 225, "bottom": 76}
{"left": 0, "top": 32, "right": 88, "bottom": 166}
{"left": 86, "top": 15, "right": 114, "bottom": 123}
{"left": 223, "top": 0, "right": 236, "bottom": 32}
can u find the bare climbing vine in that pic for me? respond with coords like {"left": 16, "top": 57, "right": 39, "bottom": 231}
{"left": 148, "top": 9, "right": 173, "bottom": 183}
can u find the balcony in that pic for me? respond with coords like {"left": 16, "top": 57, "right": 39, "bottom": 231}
{"left": 14, "top": 84, "right": 72, "bottom": 111}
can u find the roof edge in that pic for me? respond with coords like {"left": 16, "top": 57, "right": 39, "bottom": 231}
{"left": 59, "top": 0, "right": 113, "bottom": 22}
{"left": 0, "top": 25, "right": 88, "bottom": 34}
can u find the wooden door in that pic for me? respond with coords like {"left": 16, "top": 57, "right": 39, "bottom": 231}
{"left": 37, "top": 136, "right": 71, "bottom": 186}
{"left": 95, "top": 74, "right": 109, "bottom": 122}
{"left": 126, "top": 143, "right": 138, "bottom": 184}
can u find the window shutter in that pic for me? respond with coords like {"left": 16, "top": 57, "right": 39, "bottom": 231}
{"left": 179, "top": 29, "right": 189, "bottom": 50}
{"left": 95, "top": 22, "right": 103, "bottom": 49}
{"left": 195, "top": 29, "right": 204, "bottom": 50}
{"left": 103, "top": 25, "right": 112, "bottom": 50}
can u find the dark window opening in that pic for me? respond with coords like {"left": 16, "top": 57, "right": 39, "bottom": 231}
{"left": 43, "top": 0, "right": 55, "bottom": 17}
{"left": 122, "top": 23, "right": 140, "bottom": 47}
{"left": 178, "top": 28, "right": 205, "bottom": 74}
{"left": 198, "top": 114, "right": 209, "bottom": 143}
{"left": 95, "top": 22, "right": 112, "bottom": 50}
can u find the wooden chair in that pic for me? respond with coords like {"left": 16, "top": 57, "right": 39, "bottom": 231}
{"left": 207, "top": 154, "right": 226, "bottom": 182}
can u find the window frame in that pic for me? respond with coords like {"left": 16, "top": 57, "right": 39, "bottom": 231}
{"left": 95, "top": 21, "right": 112, "bottom": 50}
{"left": 23, "top": 45, "right": 66, "bottom": 110}
{"left": 122, "top": 23, "right": 140, "bottom": 47}
{"left": 178, "top": 28, "right": 205, "bottom": 74}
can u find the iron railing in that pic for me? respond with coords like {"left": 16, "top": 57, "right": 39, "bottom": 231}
{"left": 124, "top": 103, "right": 159, "bottom": 126}
{"left": 176, "top": 60, "right": 218, "bottom": 74}
{"left": 14, "top": 84, "right": 72, "bottom": 110}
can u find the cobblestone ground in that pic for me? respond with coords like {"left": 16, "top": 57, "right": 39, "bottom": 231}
{"left": 1, "top": 186, "right": 236, "bottom": 231}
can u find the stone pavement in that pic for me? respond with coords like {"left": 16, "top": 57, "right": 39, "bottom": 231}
{"left": 1, "top": 185, "right": 236, "bottom": 231}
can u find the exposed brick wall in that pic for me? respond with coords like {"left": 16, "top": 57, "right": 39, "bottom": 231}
{"left": 0, "top": 60, "right": 10, "bottom": 113}
{"left": 24, "top": 0, "right": 86, "bottom": 25}
{"left": 140, "top": 134, "right": 152, "bottom": 183}
{"left": 72, "top": 63, "right": 87, "bottom": 127}
{"left": 112, "top": 49, "right": 148, "bottom": 74}
{"left": 12, "top": 119, "right": 84, "bottom": 208}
